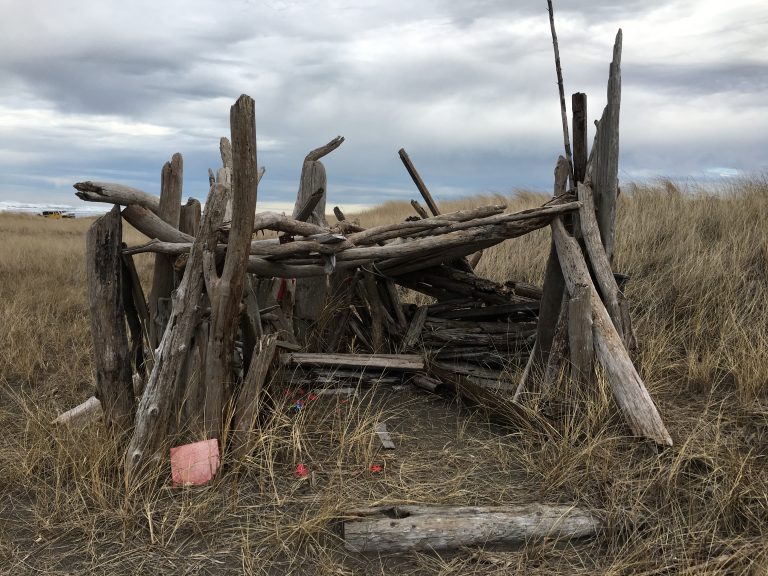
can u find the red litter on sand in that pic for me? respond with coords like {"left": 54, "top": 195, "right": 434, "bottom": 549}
{"left": 295, "top": 463, "right": 309, "bottom": 478}
{"left": 170, "top": 439, "right": 220, "bottom": 487}
{"left": 369, "top": 464, "right": 383, "bottom": 473}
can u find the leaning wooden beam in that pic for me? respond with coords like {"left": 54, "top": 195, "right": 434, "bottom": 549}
{"left": 202, "top": 95, "right": 259, "bottom": 440}
{"left": 343, "top": 503, "right": 601, "bottom": 553}
{"left": 398, "top": 148, "right": 441, "bottom": 217}
{"left": 148, "top": 153, "right": 184, "bottom": 348}
{"left": 588, "top": 29, "right": 622, "bottom": 262}
{"left": 577, "top": 182, "right": 624, "bottom": 336}
{"left": 410, "top": 199, "right": 429, "bottom": 219}
{"left": 124, "top": 182, "right": 229, "bottom": 478}
{"left": 547, "top": 0, "right": 575, "bottom": 186}
{"left": 122, "top": 204, "right": 194, "bottom": 244}
{"left": 551, "top": 217, "right": 672, "bottom": 445}
{"left": 74, "top": 181, "right": 161, "bottom": 214}
{"left": 401, "top": 306, "right": 428, "bottom": 351}
{"left": 281, "top": 353, "right": 424, "bottom": 371}
{"left": 86, "top": 205, "right": 135, "bottom": 434}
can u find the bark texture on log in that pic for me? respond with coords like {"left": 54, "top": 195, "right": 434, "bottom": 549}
{"left": 343, "top": 503, "right": 601, "bottom": 553}
{"left": 551, "top": 217, "right": 672, "bottom": 445}
{"left": 202, "top": 95, "right": 259, "bottom": 440}
{"left": 568, "top": 284, "right": 594, "bottom": 384}
{"left": 86, "top": 205, "right": 135, "bottom": 433}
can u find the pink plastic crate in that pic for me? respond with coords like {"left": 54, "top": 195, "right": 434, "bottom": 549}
{"left": 170, "top": 439, "right": 220, "bottom": 487}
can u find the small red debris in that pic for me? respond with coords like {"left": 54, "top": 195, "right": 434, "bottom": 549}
{"left": 295, "top": 463, "right": 309, "bottom": 478}
{"left": 369, "top": 464, "right": 383, "bottom": 473}
{"left": 308, "top": 394, "right": 318, "bottom": 401}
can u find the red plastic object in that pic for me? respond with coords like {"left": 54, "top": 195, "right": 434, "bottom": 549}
{"left": 295, "top": 463, "right": 309, "bottom": 478}
{"left": 369, "top": 464, "right": 383, "bottom": 473}
{"left": 170, "top": 439, "right": 220, "bottom": 487}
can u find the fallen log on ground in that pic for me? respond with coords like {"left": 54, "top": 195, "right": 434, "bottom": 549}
{"left": 342, "top": 503, "right": 602, "bottom": 553}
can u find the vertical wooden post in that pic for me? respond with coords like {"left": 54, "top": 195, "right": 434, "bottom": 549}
{"left": 148, "top": 153, "right": 183, "bottom": 347}
{"left": 86, "top": 205, "right": 135, "bottom": 433}
{"left": 572, "top": 93, "right": 588, "bottom": 186}
{"left": 589, "top": 30, "right": 622, "bottom": 262}
{"left": 567, "top": 284, "right": 593, "bottom": 384}
{"left": 179, "top": 198, "right": 201, "bottom": 236}
{"left": 202, "top": 95, "right": 259, "bottom": 441}
{"left": 292, "top": 137, "right": 344, "bottom": 328}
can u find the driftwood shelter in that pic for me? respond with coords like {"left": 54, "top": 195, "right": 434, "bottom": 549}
{"left": 63, "top": 19, "right": 671, "bottom": 553}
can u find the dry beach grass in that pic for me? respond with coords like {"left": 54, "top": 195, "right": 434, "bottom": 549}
{"left": 1, "top": 177, "right": 768, "bottom": 574}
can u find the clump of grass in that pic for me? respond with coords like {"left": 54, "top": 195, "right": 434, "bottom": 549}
{"left": 1, "top": 177, "right": 768, "bottom": 574}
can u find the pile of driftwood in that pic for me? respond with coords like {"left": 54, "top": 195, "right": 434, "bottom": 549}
{"left": 60, "top": 17, "right": 672, "bottom": 553}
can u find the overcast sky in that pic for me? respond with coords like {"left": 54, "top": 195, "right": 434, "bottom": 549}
{"left": 0, "top": 0, "right": 766, "bottom": 212}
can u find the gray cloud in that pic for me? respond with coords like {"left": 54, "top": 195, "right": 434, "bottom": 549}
{"left": 0, "top": 0, "right": 765, "bottom": 211}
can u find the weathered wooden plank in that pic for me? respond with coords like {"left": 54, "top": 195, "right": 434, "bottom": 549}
{"left": 74, "top": 181, "right": 161, "bottom": 214}
{"left": 86, "top": 205, "right": 135, "bottom": 433}
{"left": 568, "top": 283, "right": 593, "bottom": 384}
{"left": 343, "top": 504, "right": 601, "bottom": 552}
{"left": 281, "top": 353, "right": 424, "bottom": 371}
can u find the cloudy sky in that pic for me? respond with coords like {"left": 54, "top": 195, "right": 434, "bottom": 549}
{"left": 0, "top": 0, "right": 766, "bottom": 212}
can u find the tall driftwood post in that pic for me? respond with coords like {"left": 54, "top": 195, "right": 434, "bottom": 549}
{"left": 86, "top": 205, "right": 135, "bottom": 433}
{"left": 179, "top": 197, "right": 201, "bottom": 236}
{"left": 148, "top": 153, "right": 183, "bottom": 347}
{"left": 124, "top": 183, "right": 229, "bottom": 477}
{"left": 589, "top": 29, "right": 622, "bottom": 262}
{"left": 572, "top": 93, "right": 588, "bottom": 185}
{"left": 291, "top": 136, "right": 344, "bottom": 330}
{"left": 202, "top": 95, "right": 259, "bottom": 441}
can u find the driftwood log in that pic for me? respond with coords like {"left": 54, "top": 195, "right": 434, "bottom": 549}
{"left": 343, "top": 504, "right": 601, "bottom": 553}
{"left": 86, "top": 205, "right": 135, "bottom": 433}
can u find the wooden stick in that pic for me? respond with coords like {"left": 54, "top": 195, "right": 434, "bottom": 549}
{"left": 398, "top": 148, "right": 440, "bottom": 216}
{"left": 410, "top": 199, "right": 429, "bottom": 219}
{"left": 547, "top": 0, "right": 574, "bottom": 187}
{"left": 52, "top": 396, "right": 102, "bottom": 426}
{"left": 572, "top": 93, "right": 588, "bottom": 185}
{"left": 568, "top": 283, "right": 593, "bottom": 384}
{"left": 305, "top": 136, "right": 345, "bottom": 162}
{"left": 86, "top": 205, "right": 135, "bottom": 434}
{"left": 363, "top": 270, "right": 385, "bottom": 352}
{"left": 401, "top": 306, "right": 428, "bottom": 351}
{"left": 294, "top": 186, "right": 325, "bottom": 222}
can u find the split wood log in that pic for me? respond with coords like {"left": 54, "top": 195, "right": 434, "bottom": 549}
{"left": 542, "top": 294, "right": 570, "bottom": 396}
{"left": 401, "top": 305, "right": 428, "bottom": 351}
{"left": 124, "top": 181, "right": 228, "bottom": 478}
{"left": 179, "top": 198, "right": 201, "bottom": 236}
{"left": 551, "top": 217, "right": 672, "bottom": 445}
{"left": 410, "top": 375, "right": 443, "bottom": 393}
{"left": 86, "top": 205, "right": 135, "bottom": 433}
{"left": 373, "top": 422, "right": 395, "bottom": 450}
{"left": 343, "top": 504, "right": 601, "bottom": 553}
{"left": 588, "top": 29, "right": 622, "bottom": 262}
{"left": 534, "top": 156, "right": 570, "bottom": 366}
{"left": 281, "top": 353, "right": 424, "bottom": 371}
{"left": 568, "top": 284, "right": 593, "bottom": 384}
{"left": 148, "top": 153, "right": 183, "bottom": 347}
{"left": 202, "top": 95, "right": 259, "bottom": 440}
{"left": 74, "top": 181, "right": 161, "bottom": 214}
{"left": 52, "top": 396, "right": 102, "bottom": 426}
{"left": 436, "top": 302, "right": 539, "bottom": 321}
{"left": 230, "top": 335, "right": 278, "bottom": 459}
{"left": 121, "top": 252, "right": 147, "bottom": 381}
{"left": 383, "top": 279, "right": 408, "bottom": 332}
